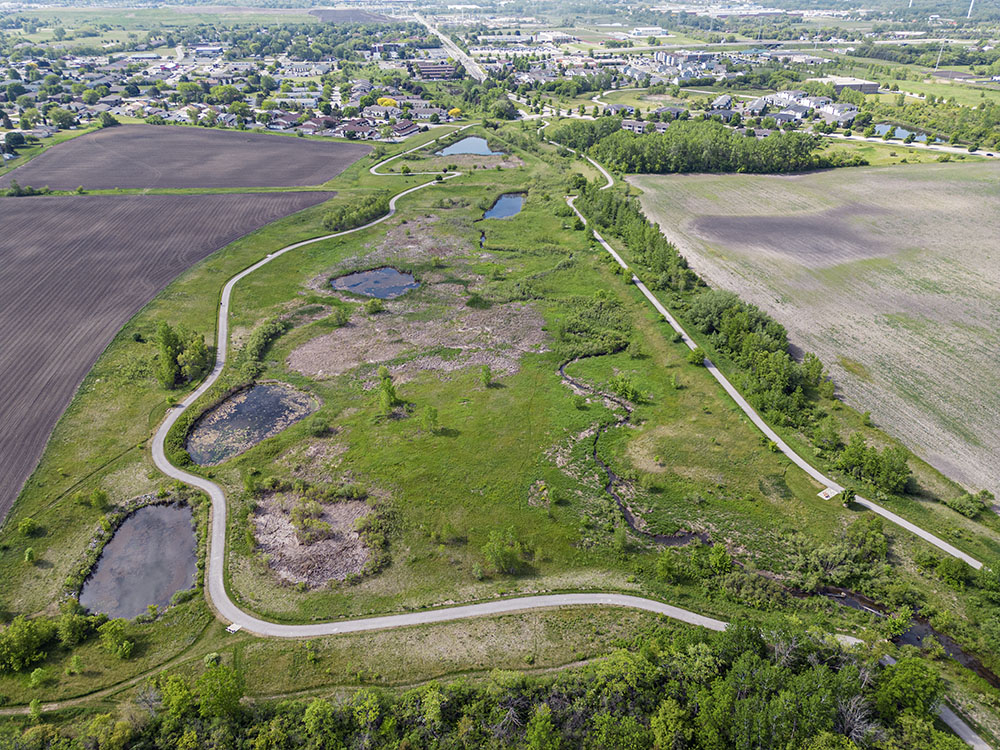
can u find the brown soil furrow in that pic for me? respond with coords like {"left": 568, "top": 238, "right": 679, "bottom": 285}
{"left": 0, "top": 191, "right": 333, "bottom": 521}
{"left": 0, "top": 125, "right": 371, "bottom": 190}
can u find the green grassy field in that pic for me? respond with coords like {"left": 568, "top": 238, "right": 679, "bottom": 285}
{"left": 2, "top": 119, "right": 1000, "bottom": 738}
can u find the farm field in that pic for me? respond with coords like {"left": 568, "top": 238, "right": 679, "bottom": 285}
{"left": 631, "top": 162, "right": 1000, "bottom": 497}
{"left": 0, "top": 125, "right": 370, "bottom": 190}
{"left": 0, "top": 191, "right": 333, "bottom": 520}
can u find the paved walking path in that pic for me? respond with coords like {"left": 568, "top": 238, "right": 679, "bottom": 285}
{"left": 137, "top": 125, "right": 989, "bottom": 748}
{"left": 563, "top": 195, "right": 982, "bottom": 570}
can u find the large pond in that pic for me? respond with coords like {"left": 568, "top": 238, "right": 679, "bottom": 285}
{"left": 437, "top": 136, "right": 505, "bottom": 156}
{"left": 331, "top": 267, "right": 419, "bottom": 299}
{"left": 186, "top": 383, "right": 318, "bottom": 465}
{"left": 80, "top": 504, "right": 197, "bottom": 619}
{"left": 483, "top": 193, "right": 524, "bottom": 219}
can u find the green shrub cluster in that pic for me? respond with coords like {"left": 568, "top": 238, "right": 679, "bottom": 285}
{"left": 687, "top": 289, "right": 827, "bottom": 428}
{"left": 322, "top": 191, "right": 391, "bottom": 232}
{"left": 15, "top": 622, "right": 963, "bottom": 750}
{"left": 155, "top": 321, "right": 212, "bottom": 389}
{"left": 553, "top": 291, "right": 632, "bottom": 358}
{"left": 231, "top": 316, "right": 290, "bottom": 381}
{"left": 835, "top": 433, "right": 912, "bottom": 495}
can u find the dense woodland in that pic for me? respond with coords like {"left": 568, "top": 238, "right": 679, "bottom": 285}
{"left": 0, "top": 623, "right": 970, "bottom": 750}
{"left": 551, "top": 119, "right": 863, "bottom": 174}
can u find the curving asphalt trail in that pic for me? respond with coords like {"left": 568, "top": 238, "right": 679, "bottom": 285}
{"left": 142, "top": 125, "right": 990, "bottom": 747}
{"left": 562, "top": 194, "right": 982, "bottom": 570}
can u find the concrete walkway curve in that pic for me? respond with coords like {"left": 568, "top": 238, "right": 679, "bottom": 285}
{"left": 141, "top": 126, "right": 990, "bottom": 748}
{"left": 563, "top": 195, "right": 982, "bottom": 570}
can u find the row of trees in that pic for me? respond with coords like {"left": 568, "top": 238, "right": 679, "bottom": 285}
{"left": 686, "top": 289, "right": 829, "bottom": 428}
{"left": 573, "top": 187, "right": 700, "bottom": 294}
{"left": 6, "top": 622, "right": 963, "bottom": 750}
{"left": 0, "top": 600, "right": 133, "bottom": 676}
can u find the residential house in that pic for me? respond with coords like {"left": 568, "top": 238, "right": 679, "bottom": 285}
{"left": 411, "top": 106, "right": 446, "bottom": 120}
{"left": 392, "top": 119, "right": 420, "bottom": 137}
{"left": 362, "top": 104, "right": 403, "bottom": 121}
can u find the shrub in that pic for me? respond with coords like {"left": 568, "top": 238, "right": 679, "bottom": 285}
{"left": 944, "top": 490, "right": 992, "bottom": 518}
{"left": 322, "top": 192, "right": 390, "bottom": 232}
{"left": 686, "top": 348, "right": 705, "bottom": 366}
{"left": 482, "top": 526, "right": 524, "bottom": 575}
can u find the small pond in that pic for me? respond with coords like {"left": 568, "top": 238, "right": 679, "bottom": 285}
{"left": 331, "top": 267, "right": 419, "bottom": 299}
{"left": 483, "top": 193, "right": 524, "bottom": 219}
{"left": 186, "top": 383, "right": 318, "bottom": 465}
{"left": 80, "top": 504, "right": 197, "bottom": 619}
{"left": 437, "top": 136, "right": 505, "bottom": 156}
{"left": 872, "top": 123, "right": 943, "bottom": 143}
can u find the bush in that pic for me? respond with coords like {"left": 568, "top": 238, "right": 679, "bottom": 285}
{"left": 98, "top": 619, "right": 134, "bottom": 659}
{"left": 17, "top": 518, "right": 38, "bottom": 536}
{"left": 944, "top": 490, "right": 992, "bottom": 518}
{"left": 836, "top": 433, "right": 911, "bottom": 495}
{"left": 686, "top": 348, "right": 705, "bottom": 366}
{"left": 482, "top": 526, "right": 524, "bottom": 575}
{"left": 0, "top": 616, "right": 57, "bottom": 673}
{"left": 322, "top": 192, "right": 390, "bottom": 232}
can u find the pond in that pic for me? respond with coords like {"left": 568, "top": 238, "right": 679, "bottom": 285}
{"left": 872, "top": 123, "right": 943, "bottom": 143}
{"left": 186, "top": 383, "right": 318, "bottom": 465}
{"left": 79, "top": 504, "right": 197, "bottom": 619}
{"left": 331, "top": 267, "right": 419, "bottom": 299}
{"left": 483, "top": 193, "right": 524, "bottom": 219}
{"left": 437, "top": 136, "right": 505, "bottom": 156}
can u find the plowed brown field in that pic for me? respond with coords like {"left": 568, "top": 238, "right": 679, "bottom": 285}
{"left": 0, "top": 125, "right": 370, "bottom": 190}
{"left": 632, "top": 163, "right": 1000, "bottom": 496}
{"left": 0, "top": 191, "right": 332, "bottom": 519}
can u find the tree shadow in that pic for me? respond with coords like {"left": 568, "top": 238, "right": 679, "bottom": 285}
{"left": 436, "top": 427, "right": 461, "bottom": 438}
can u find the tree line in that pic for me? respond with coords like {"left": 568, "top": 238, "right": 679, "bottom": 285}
{"left": 592, "top": 122, "right": 841, "bottom": 174}
{"left": 2, "top": 621, "right": 968, "bottom": 750}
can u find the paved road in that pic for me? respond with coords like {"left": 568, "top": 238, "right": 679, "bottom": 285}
{"left": 415, "top": 14, "right": 486, "bottom": 82}
{"left": 536, "top": 119, "right": 614, "bottom": 190}
{"left": 563, "top": 195, "right": 982, "bottom": 570}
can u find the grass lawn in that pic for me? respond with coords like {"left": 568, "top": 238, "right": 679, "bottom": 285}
{"left": 3, "top": 121, "right": 1000, "bottom": 725}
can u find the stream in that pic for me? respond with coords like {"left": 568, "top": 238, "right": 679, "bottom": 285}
{"left": 558, "top": 357, "right": 998, "bottom": 686}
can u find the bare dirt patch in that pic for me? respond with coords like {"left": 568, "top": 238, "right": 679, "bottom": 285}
{"left": 253, "top": 493, "right": 371, "bottom": 587}
{"left": 0, "top": 125, "right": 370, "bottom": 190}
{"left": 0, "top": 191, "right": 332, "bottom": 522}
{"left": 691, "top": 204, "right": 890, "bottom": 267}
{"left": 632, "top": 163, "right": 1000, "bottom": 494}
{"left": 287, "top": 299, "right": 547, "bottom": 383}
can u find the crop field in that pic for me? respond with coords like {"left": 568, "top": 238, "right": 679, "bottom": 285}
{"left": 0, "top": 125, "right": 371, "bottom": 190}
{"left": 0, "top": 191, "right": 333, "bottom": 520}
{"left": 632, "top": 162, "right": 1000, "bottom": 496}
